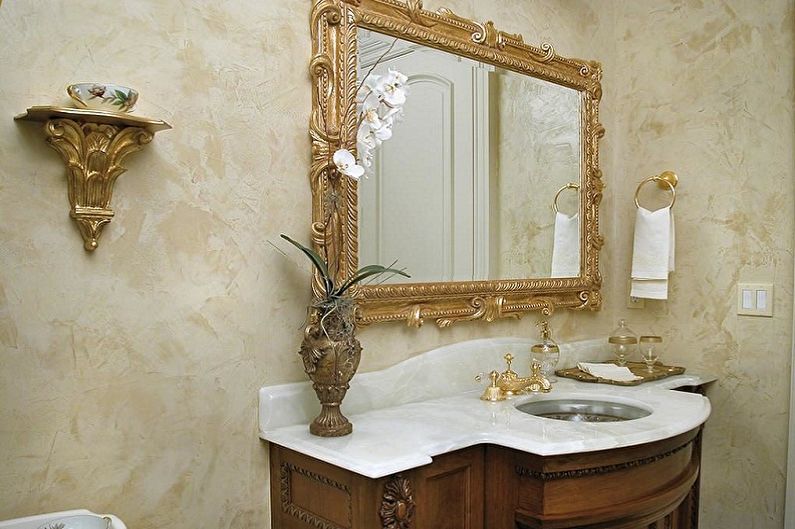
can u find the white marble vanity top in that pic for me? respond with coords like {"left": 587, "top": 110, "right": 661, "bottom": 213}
{"left": 259, "top": 337, "right": 714, "bottom": 479}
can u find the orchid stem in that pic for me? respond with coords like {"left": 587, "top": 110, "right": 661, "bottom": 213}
{"left": 355, "top": 38, "right": 399, "bottom": 95}
{"left": 347, "top": 38, "right": 399, "bottom": 120}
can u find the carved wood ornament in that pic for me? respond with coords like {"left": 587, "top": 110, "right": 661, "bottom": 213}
{"left": 309, "top": 0, "right": 605, "bottom": 327}
{"left": 514, "top": 437, "right": 695, "bottom": 481}
{"left": 280, "top": 461, "right": 352, "bottom": 529}
{"left": 379, "top": 474, "right": 415, "bottom": 529}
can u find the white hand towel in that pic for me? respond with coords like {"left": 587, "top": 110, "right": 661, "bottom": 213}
{"left": 577, "top": 362, "right": 643, "bottom": 382}
{"left": 551, "top": 212, "right": 580, "bottom": 277}
{"left": 630, "top": 206, "right": 675, "bottom": 300}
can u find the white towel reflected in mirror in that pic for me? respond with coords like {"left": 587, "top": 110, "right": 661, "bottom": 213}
{"left": 551, "top": 212, "right": 580, "bottom": 278}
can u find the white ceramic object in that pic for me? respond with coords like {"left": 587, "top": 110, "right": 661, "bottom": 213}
{"left": 37, "top": 515, "right": 109, "bottom": 529}
{"left": 258, "top": 337, "right": 714, "bottom": 479}
{"left": 0, "top": 510, "right": 126, "bottom": 529}
{"left": 67, "top": 83, "right": 138, "bottom": 113}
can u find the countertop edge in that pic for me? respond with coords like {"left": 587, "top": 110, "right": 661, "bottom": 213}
{"left": 260, "top": 380, "right": 712, "bottom": 479}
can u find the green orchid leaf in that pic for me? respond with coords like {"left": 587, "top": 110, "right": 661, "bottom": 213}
{"left": 280, "top": 234, "right": 334, "bottom": 295}
{"left": 335, "top": 269, "right": 383, "bottom": 295}
{"left": 336, "top": 265, "right": 409, "bottom": 296}
{"left": 353, "top": 264, "right": 390, "bottom": 276}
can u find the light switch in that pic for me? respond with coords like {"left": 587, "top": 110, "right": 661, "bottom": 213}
{"left": 756, "top": 290, "right": 767, "bottom": 310}
{"left": 737, "top": 283, "right": 774, "bottom": 317}
{"left": 742, "top": 289, "right": 753, "bottom": 309}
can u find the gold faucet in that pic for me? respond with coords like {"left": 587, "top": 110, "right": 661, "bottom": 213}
{"left": 525, "top": 361, "right": 552, "bottom": 393}
{"left": 479, "top": 353, "right": 552, "bottom": 400}
{"left": 497, "top": 353, "right": 528, "bottom": 395}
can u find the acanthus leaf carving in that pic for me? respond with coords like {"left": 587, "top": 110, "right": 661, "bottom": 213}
{"left": 380, "top": 474, "right": 415, "bottom": 529}
{"left": 404, "top": 0, "right": 436, "bottom": 27}
{"left": 45, "top": 119, "right": 152, "bottom": 251}
{"left": 406, "top": 304, "right": 424, "bottom": 328}
{"left": 436, "top": 296, "right": 523, "bottom": 327}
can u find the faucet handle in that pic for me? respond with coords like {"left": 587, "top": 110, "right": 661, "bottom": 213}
{"left": 503, "top": 353, "right": 517, "bottom": 375}
{"left": 526, "top": 361, "right": 552, "bottom": 393}
{"left": 480, "top": 370, "right": 506, "bottom": 401}
{"left": 530, "top": 361, "right": 542, "bottom": 376}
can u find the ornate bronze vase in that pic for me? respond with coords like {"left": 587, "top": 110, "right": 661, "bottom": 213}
{"left": 300, "top": 303, "right": 362, "bottom": 437}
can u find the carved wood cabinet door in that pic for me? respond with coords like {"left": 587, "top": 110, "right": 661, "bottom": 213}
{"left": 410, "top": 446, "right": 485, "bottom": 529}
{"left": 271, "top": 444, "right": 485, "bottom": 529}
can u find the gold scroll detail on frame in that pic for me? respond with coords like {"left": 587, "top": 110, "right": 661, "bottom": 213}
{"left": 309, "top": 0, "right": 605, "bottom": 327}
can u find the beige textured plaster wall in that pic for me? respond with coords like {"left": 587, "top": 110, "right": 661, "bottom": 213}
{"left": 0, "top": 1, "right": 611, "bottom": 528}
{"left": 0, "top": 1, "right": 792, "bottom": 529}
{"left": 605, "top": 2, "right": 795, "bottom": 526}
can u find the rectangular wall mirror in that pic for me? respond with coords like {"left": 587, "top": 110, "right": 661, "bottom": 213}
{"left": 358, "top": 29, "right": 583, "bottom": 283}
{"left": 309, "top": 0, "right": 604, "bottom": 327}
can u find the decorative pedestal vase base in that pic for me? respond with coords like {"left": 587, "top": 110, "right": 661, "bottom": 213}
{"left": 309, "top": 402, "right": 353, "bottom": 437}
{"left": 300, "top": 305, "right": 361, "bottom": 437}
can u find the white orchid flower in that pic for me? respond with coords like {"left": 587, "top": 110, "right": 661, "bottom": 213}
{"left": 361, "top": 91, "right": 380, "bottom": 111}
{"left": 351, "top": 68, "right": 409, "bottom": 174}
{"left": 362, "top": 107, "right": 383, "bottom": 130}
{"left": 332, "top": 149, "right": 365, "bottom": 180}
{"left": 360, "top": 152, "right": 374, "bottom": 169}
{"left": 386, "top": 69, "right": 408, "bottom": 88}
{"left": 381, "top": 106, "right": 403, "bottom": 125}
{"left": 373, "top": 123, "right": 392, "bottom": 142}
{"left": 381, "top": 82, "right": 407, "bottom": 106}
{"left": 356, "top": 125, "right": 376, "bottom": 169}
{"left": 363, "top": 71, "right": 408, "bottom": 107}
{"left": 371, "top": 107, "right": 401, "bottom": 143}
{"left": 380, "top": 70, "right": 409, "bottom": 106}
{"left": 364, "top": 73, "right": 383, "bottom": 92}
{"left": 357, "top": 120, "right": 374, "bottom": 142}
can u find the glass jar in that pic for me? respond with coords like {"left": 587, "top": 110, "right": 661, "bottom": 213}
{"left": 531, "top": 321, "right": 560, "bottom": 382}
{"left": 608, "top": 319, "right": 638, "bottom": 366}
{"left": 639, "top": 335, "right": 663, "bottom": 372}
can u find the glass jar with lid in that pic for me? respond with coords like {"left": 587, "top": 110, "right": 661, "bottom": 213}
{"left": 608, "top": 319, "right": 638, "bottom": 366}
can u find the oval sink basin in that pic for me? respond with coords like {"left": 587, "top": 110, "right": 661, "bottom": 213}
{"left": 515, "top": 399, "right": 651, "bottom": 422}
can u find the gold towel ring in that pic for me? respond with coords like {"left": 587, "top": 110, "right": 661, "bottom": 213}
{"left": 552, "top": 182, "right": 579, "bottom": 213}
{"left": 634, "top": 171, "right": 678, "bottom": 209}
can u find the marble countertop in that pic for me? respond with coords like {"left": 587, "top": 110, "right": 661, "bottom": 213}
{"left": 259, "top": 338, "right": 714, "bottom": 479}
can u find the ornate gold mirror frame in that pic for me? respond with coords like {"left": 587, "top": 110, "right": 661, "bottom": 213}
{"left": 309, "top": 0, "right": 604, "bottom": 328}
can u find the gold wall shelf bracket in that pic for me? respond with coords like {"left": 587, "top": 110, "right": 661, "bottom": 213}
{"left": 15, "top": 106, "right": 172, "bottom": 251}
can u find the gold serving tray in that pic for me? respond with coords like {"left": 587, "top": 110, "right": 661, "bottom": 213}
{"left": 555, "top": 362, "right": 685, "bottom": 386}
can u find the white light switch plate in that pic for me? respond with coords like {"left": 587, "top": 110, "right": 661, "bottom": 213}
{"left": 737, "top": 283, "right": 773, "bottom": 317}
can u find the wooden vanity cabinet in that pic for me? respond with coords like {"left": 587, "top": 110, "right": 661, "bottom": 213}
{"left": 271, "top": 445, "right": 485, "bottom": 529}
{"left": 485, "top": 428, "right": 701, "bottom": 529}
{"left": 269, "top": 427, "right": 702, "bottom": 529}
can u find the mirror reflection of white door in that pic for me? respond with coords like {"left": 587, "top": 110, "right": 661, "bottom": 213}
{"left": 358, "top": 36, "right": 491, "bottom": 282}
